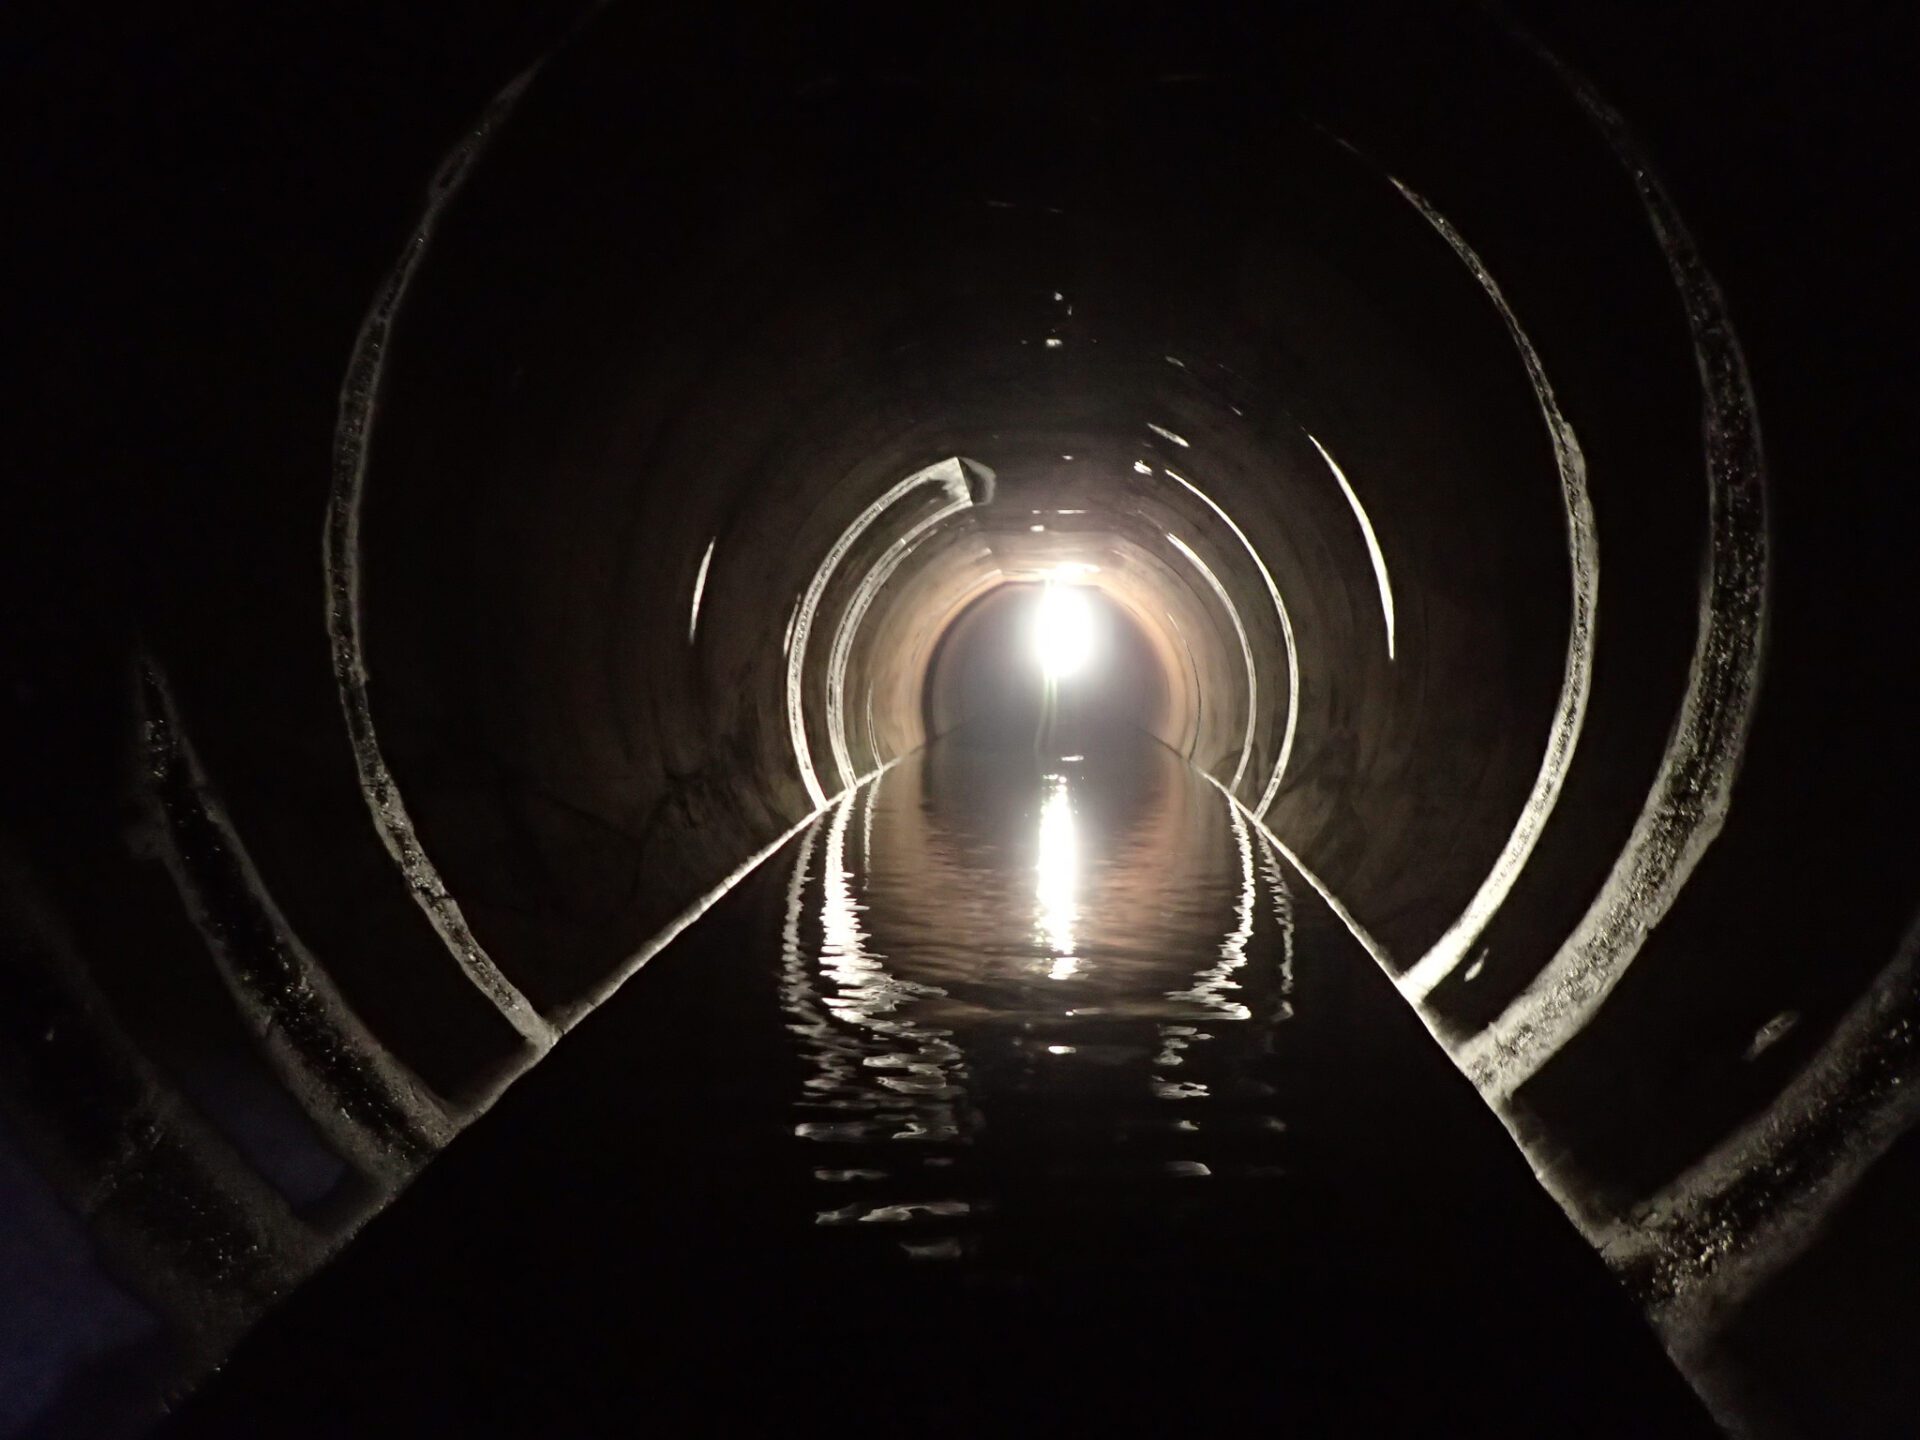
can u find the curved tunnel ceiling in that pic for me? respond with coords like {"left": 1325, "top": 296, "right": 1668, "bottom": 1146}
{"left": 328, "top": 0, "right": 1772, "bottom": 1355}
{"left": 31, "top": 4, "right": 1920, "bottom": 1436}
{"left": 334, "top": 1, "right": 1762, "bottom": 1096}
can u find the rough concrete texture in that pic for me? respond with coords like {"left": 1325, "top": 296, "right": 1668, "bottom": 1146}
{"left": 1, "top": 2, "right": 1910, "bottom": 1436}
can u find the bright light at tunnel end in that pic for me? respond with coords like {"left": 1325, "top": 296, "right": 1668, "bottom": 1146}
{"left": 1031, "top": 578, "right": 1098, "bottom": 680}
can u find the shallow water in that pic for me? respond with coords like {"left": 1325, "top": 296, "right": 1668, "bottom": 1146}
{"left": 174, "top": 734, "right": 1717, "bottom": 1437}
{"left": 782, "top": 739, "right": 1301, "bottom": 1267}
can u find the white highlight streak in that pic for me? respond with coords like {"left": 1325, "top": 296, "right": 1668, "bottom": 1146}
{"left": 688, "top": 538, "right": 715, "bottom": 644}
{"left": 861, "top": 762, "right": 881, "bottom": 870}
{"left": 1035, "top": 775, "right": 1079, "bottom": 961}
{"left": 1169, "top": 791, "right": 1254, "bottom": 1020}
{"left": 1387, "top": 178, "right": 1599, "bottom": 1008}
{"left": 323, "top": 61, "right": 558, "bottom": 1050}
{"left": 1166, "top": 532, "right": 1257, "bottom": 795}
{"left": 1163, "top": 467, "right": 1301, "bottom": 818}
{"left": 1306, "top": 435, "right": 1396, "bottom": 662}
{"left": 786, "top": 458, "right": 970, "bottom": 808}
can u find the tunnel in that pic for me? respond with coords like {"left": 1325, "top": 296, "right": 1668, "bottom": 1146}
{"left": 3, "top": 3, "right": 1914, "bottom": 1437}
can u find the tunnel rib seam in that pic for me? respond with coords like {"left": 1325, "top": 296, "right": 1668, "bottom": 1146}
{"left": 1383, "top": 175, "right": 1599, "bottom": 1008}
{"left": 1160, "top": 466, "right": 1301, "bottom": 819}
{"left": 1456, "top": 50, "right": 1770, "bottom": 1103}
{"left": 323, "top": 60, "right": 558, "bottom": 1054}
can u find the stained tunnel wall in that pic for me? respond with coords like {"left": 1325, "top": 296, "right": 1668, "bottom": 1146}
{"left": 11, "top": 3, "right": 1918, "bottom": 1437}
{"left": 71, "top": 0, "right": 1725, "bottom": 1247}
{"left": 353, "top": 12, "right": 1604, "bottom": 1038}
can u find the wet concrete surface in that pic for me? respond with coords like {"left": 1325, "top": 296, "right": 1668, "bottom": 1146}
{"left": 169, "top": 734, "right": 1714, "bottom": 1436}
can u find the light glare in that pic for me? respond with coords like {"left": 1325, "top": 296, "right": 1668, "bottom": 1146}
{"left": 1035, "top": 774, "right": 1078, "bottom": 962}
{"left": 1032, "top": 582, "right": 1096, "bottom": 680}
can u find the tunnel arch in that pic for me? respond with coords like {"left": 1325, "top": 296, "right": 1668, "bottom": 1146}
{"left": 314, "top": 0, "right": 1766, "bottom": 1152}
{"left": 299, "top": 6, "right": 1784, "bottom": 1400}
{"left": 334, "top": 8, "right": 1688, "bottom": 1047}
{"left": 38, "top": 5, "right": 1910, "bottom": 1436}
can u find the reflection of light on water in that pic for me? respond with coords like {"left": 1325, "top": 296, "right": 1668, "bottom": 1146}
{"left": 815, "top": 1198, "right": 972, "bottom": 1226}
{"left": 779, "top": 782, "right": 970, "bottom": 1149}
{"left": 819, "top": 789, "right": 869, "bottom": 978}
{"left": 1151, "top": 794, "right": 1259, "bottom": 1117}
{"left": 1152, "top": 1078, "right": 1210, "bottom": 1100}
{"left": 1167, "top": 796, "right": 1256, "bottom": 1021}
{"left": 1255, "top": 832, "right": 1297, "bottom": 1000}
{"left": 861, "top": 766, "right": 881, "bottom": 871}
{"left": 1035, "top": 774, "right": 1079, "bottom": 966}
{"left": 815, "top": 792, "right": 961, "bottom": 1108}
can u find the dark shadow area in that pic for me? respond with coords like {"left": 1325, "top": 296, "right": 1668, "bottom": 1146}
{"left": 169, "top": 738, "right": 1712, "bottom": 1437}
{"left": 2, "top": 3, "right": 1911, "bottom": 1435}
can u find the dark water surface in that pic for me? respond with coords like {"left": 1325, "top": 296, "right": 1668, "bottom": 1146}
{"left": 174, "top": 736, "right": 1714, "bottom": 1436}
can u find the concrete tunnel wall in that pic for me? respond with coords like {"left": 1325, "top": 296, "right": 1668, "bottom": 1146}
{"left": 351, "top": 20, "right": 1586, "bottom": 1049}
{"left": 17, "top": 3, "right": 1919, "bottom": 1436}
{"left": 323, "top": 0, "right": 1760, "bottom": 1259}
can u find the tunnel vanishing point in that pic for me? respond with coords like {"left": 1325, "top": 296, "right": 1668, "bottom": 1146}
{"left": 3, "top": 4, "right": 1914, "bottom": 1437}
